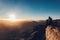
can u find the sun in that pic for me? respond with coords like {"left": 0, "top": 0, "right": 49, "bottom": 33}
{"left": 8, "top": 14, "right": 16, "bottom": 21}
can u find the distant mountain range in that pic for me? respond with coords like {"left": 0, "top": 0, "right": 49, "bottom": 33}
{"left": 0, "top": 18, "right": 60, "bottom": 40}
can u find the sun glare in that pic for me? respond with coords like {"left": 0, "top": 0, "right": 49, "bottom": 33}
{"left": 8, "top": 14, "right": 17, "bottom": 21}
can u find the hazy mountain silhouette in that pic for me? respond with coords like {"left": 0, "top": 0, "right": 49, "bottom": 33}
{"left": 0, "top": 17, "right": 60, "bottom": 40}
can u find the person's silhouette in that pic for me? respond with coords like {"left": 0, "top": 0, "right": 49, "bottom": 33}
{"left": 46, "top": 16, "right": 53, "bottom": 25}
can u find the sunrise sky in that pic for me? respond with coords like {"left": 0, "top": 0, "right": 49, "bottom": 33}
{"left": 0, "top": 0, "right": 60, "bottom": 20}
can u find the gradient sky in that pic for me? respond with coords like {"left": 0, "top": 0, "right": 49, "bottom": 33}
{"left": 0, "top": 0, "right": 60, "bottom": 20}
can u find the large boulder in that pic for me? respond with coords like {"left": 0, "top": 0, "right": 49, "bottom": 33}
{"left": 46, "top": 25, "right": 60, "bottom": 40}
